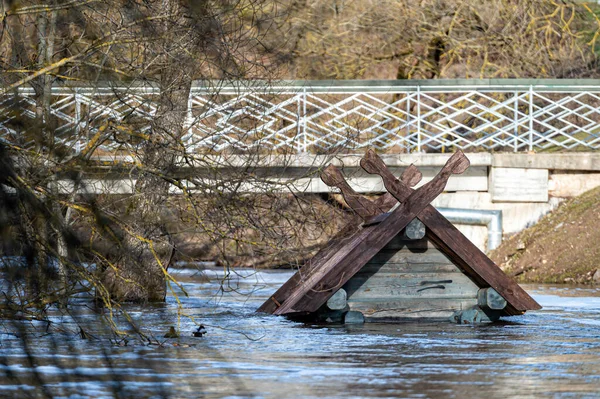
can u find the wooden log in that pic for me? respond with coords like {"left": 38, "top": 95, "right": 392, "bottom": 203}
{"left": 360, "top": 149, "right": 541, "bottom": 314}
{"left": 344, "top": 311, "right": 365, "bottom": 324}
{"left": 477, "top": 288, "right": 507, "bottom": 310}
{"left": 256, "top": 218, "right": 362, "bottom": 314}
{"left": 452, "top": 306, "right": 500, "bottom": 324}
{"left": 403, "top": 218, "right": 426, "bottom": 240}
{"left": 326, "top": 288, "right": 347, "bottom": 310}
{"left": 274, "top": 151, "right": 472, "bottom": 315}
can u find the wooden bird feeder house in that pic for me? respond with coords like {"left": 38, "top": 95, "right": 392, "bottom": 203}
{"left": 257, "top": 150, "right": 541, "bottom": 324}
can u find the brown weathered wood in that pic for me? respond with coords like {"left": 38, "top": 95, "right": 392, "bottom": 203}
{"left": 361, "top": 149, "right": 541, "bottom": 313}
{"left": 320, "top": 163, "right": 423, "bottom": 220}
{"left": 401, "top": 164, "right": 423, "bottom": 187}
{"left": 256, "top": 218, "right": 361, "bottom": 313}
{"left": 361, "top": 156, "right": 464, "bottom": 226}
{"left": 258, "top": 162, "right": 420, "bottom": 314}
{"left": 372, "top": 167, "right": 421, "bottom": 210}
{"left": 274, "top": 151, "right": 470, "bottom": 315}
{"left": 260, "top": 148, "right": 540, "bottom": 319}
{"left": 321, "top": 164, "right": 381, "bottom": 219}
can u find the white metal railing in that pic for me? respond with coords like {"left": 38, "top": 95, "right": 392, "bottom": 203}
{"left": 2, "top": 79, "right": 600, "bottom": 153}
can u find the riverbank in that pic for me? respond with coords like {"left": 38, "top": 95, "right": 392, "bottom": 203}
{"left": 490, "top": 186, "right": 600, "bottom": 284}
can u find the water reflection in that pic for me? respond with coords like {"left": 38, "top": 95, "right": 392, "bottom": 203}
{"left": 1, "top": 267, "right": 599, "bottom": 398}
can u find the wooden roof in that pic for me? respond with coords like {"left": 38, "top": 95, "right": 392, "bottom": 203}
{"left": 257, "top": 150, "right": 541, "bottom": 317}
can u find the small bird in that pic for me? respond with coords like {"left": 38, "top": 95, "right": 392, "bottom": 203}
{"left": 164, "top": 326, "right": 179, "bottom": 338}
{"left": 193, "top": 325, "right": 207, "bottom": 337}
{"left": 79, "top": 326, "right": 89, "bottom": 340}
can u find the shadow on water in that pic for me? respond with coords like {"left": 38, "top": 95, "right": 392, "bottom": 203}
{"left": 2, "top": 267, "right": 600, "bottom": 398}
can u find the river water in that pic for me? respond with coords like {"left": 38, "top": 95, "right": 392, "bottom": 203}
{"left": 1, "top": 266, "right": 600, "bottom": 399}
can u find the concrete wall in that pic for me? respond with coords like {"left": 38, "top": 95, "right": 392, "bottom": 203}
{"left": 303, "top": 153, "right": 600, "bottom": 251}
{"left": 64, "top": 153, "right": 600, "bottom": 252}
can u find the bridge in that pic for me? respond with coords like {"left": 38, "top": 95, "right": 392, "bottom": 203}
{"left": 2, "top": 79, "right": 600, "bottom": 154}
{"left": 3, "top": 79, "right": 600, "bottom": 250}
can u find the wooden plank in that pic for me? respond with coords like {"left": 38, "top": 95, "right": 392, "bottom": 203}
{"left": 344, "top": 273, "right": 479, "bottom": 299}
{"left": 257, "top": 218, "right": 361, "bottom": 313}
{"left": 347, "top": 298, "right": 478, "bottom": 320}
{"left": 367, "top": 248, "right": 452, "bottom": 265}
{"left": 360, "top": 149, "right": 541, "bottom": 313}
{"left": 320, "top": 164, "right": 384, "bottom": 219}
{"left": 274, "top": 151, "right": 471, "bottom": 315}
{"left": 424, "top": 211, "right": 539, "bottom": 314}
{"left": 358, "top": 262, "right": 461, "bottom": 274}
{"left": 490, "top": 167, "right": 548, "bottom": 202}
{"left": 350, "top": 270, "right": 471, "bottom": 280}
{"left": 320, "top": 163, "right": 422, "bottom": 219}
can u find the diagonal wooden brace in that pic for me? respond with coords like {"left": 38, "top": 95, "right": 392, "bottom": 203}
{"left": 273, "top": 151, "right": 471, "bottom": 315}
{"left": 321, "top": 164, "right": 385, "bottom": 219}
{"left": 258, "top": 163, "right": 422, "bottom": 314}
{"left": 320, "top": 163, "right": 423, "bottom": 219}
{"left": 360, "top": 149, "right": 542, "bottom": 313}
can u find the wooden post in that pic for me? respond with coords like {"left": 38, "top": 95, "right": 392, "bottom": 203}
{"left": 403, "top": 218, "right": 426, "bottom": 240}
{"left": 326, "top": 288, "right": 347, "bottom": 310}
{"left": 344, "top": 311, "right": 365, "bottom": 324}
{"left": 452, "top": 306, "right": 501, "bottom": 324}
{"left": 477, "top": 288, "right": 507, "bottom": 310}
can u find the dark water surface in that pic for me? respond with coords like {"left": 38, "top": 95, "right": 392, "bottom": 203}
{"left": 1, "top": 267, "right": 600, "bottom": 398}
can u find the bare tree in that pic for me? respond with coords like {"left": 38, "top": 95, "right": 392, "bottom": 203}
{"left": 282, "top": 0, "right": 600, "bottom": 80}
{"left": 0, "top": 0, "right": 344, "bottom": 315}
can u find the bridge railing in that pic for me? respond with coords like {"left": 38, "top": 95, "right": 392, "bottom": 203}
{"left": 2, "top": 79, "right": 600, "bottom": 153}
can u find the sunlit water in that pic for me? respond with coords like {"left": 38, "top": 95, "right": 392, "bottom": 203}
{"left": 1, "top": 267, "right": 600, "bottom": 398}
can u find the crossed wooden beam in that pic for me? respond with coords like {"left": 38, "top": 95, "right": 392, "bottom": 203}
{"left": 258, "top": 150, "right": 541, "bottom": 316}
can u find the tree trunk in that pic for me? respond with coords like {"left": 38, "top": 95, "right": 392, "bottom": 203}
{"left": 102, "top": 1, "right": 190, "bottom": 302}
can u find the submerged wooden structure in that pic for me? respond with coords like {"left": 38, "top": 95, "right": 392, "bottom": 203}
{"left": 257, "top": 150, "right": 541, "bottom": 323}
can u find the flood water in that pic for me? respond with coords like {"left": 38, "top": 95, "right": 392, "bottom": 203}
{"left": 1, "top": 266, "right": 600, "bottom": 398}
